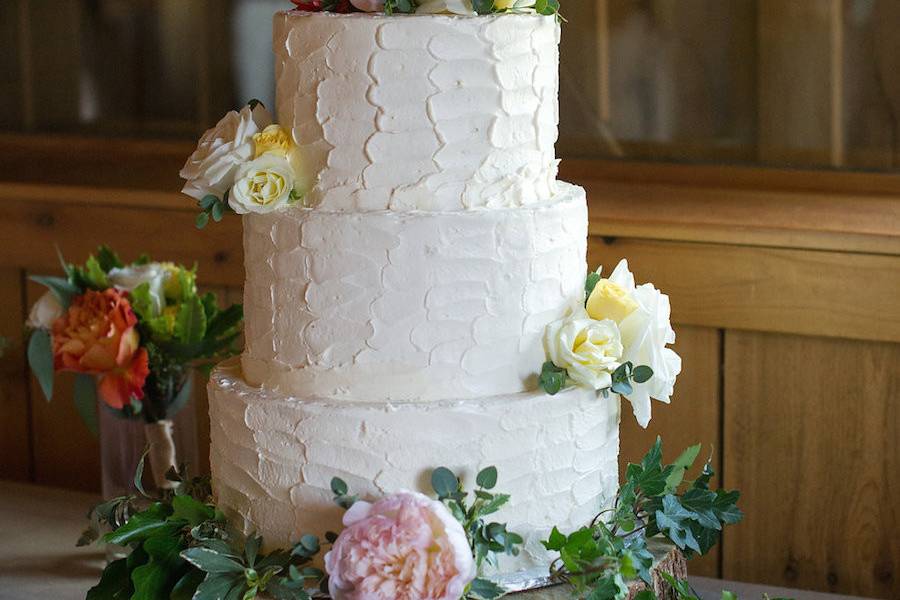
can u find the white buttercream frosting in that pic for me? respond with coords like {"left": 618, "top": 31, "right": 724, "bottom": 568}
{"left": 242, "top": 183, "right": 587, "bottom": 401}
{"left": 209, "top": 360, "right": 621, "bottom": 573}
{"left": 274, "top": 11, "right": 560, "bottom": 211}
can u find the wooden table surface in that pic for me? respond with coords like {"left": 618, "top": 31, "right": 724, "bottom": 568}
{"left": 0, "top": 481, "right": 876, "bottom": 600}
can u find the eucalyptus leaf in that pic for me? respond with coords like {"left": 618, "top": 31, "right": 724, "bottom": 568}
{"left": 431, "top": 467, "right": 459, "bottom": 499}
{"left": 73, "top": 374, "right": 99, "bottom": 436}
{"left": 27, "top": 329, "right": 54, "bottom": 402}
{"left": 476, "top": 466, "right": 498, "bottom": 490}
{"left": 29, "top": 274, "right": 80, "bottom": 308}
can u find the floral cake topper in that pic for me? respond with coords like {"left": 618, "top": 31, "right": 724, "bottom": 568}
{"left": 290, "top": 0, "right": 561, "bottom": 17}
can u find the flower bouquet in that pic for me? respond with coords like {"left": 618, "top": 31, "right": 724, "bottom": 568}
{"left": 26, "top": 246, "right": 242, "bottom": 493}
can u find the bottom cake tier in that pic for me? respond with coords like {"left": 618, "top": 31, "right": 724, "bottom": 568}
{"left": 208, "top": 359, "right": 621, "bottom": 573}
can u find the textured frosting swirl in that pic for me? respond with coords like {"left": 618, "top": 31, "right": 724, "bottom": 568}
{"left": 274, "top": 11, "right": 560, "bottom": 211}
{"left": 242, "top": 183, "right": 587, "bottom": 401}
{"left": 209, "top": 360, "right": 621, "bottom": 573}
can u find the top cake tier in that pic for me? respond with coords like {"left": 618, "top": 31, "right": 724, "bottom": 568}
{"left": 274, "top": 11, "right": 560, "bottom": 212}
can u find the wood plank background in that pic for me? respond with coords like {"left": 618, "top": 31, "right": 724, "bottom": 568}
{"left": 0, "top": 164, "right": 896, "bottom": 596}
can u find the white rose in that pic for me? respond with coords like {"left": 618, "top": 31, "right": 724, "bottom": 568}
{"left": 606, "top": 259, "right": 682, "bottom": 428}
{"left": 27, "top": 292, "right": 63, "bottom": 330}
{"left": 416, "top": 0, "right": 476, "bottom": 15}
{"left": 179, "top": 104, "right": 273, "bottom": 201}
{"left": 108, "top": 263, "right": 167, "bottom": 316}
{"left": 544, "top": 309, "right": 623, "bottom": 391}
{"left": 351, "top": 0, "right": 384, "bottom": 10}
{"left": 228, "top": 154, "right": 296, "bottom": 215}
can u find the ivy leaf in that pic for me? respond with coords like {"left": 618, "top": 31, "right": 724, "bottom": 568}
{"left": 664, "top": 443, "right": 701, "bottom": 493}
{"left": 469, "top": 577, "right": 506, "bottom": 600}
{"left": 170, "top": 569, "right": 206, "bottom": 600}
{"left": 181, "top": 548, "right": 246, "bottom": 574}
{"left": 73, "top": 374, "right": 99, "bottom": 436}
{"left": 476, "top": 466, "right": 498, "bottom": 490}
{"left": 431, "top": 467, "right": 459, "bottom": 499}
{"left": 171, "top": 495, "right": 215, "bottom": 527}
{"left": 27, "top": 330, "right": 54, "bottom": 402}
{"left": 29, "top": 275, "right": 80, "bottom": 308}
{"left": 587, "top": 573, "right": 628, "bottom": 600}
{"left": 131, "top": 533, "right": 185, "bottom": 600}
{"left": 104, "top": 503, "right": 172, "bottom": 546}
{"left": 542, "top": 527, "right": 567, "bottom": 551}
{"left": 641, "top": 437, "right": 664, "bottom": 472}
{"left": 86, "top": 557, "right": 133, "bottom": 600}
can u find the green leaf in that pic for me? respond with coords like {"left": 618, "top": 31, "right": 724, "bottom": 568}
{"left": 587, "top": 573, "right": 628, "bottom": 600}
{"left": 431, "top": 467, "right": 459, "bottom": 499}
{"left": 196, "top": 212, "right": 210, "bottom": 230}
{"left": 721, "top": 592, "right": 738, "bottom": 600}
{"left": 539, "top": 361, "right": 567, "bottom": 395}
{"left": 181, "top": 547, "right": 246, "bottom": 574}
{"left": 134, "top": 446, "right": 151, "bottom": 497}
{"left": 633, "top": 365, "right": 654, "bottom": 384}
{"left": 73, "top": 374, "right": 99, "bottom": 436}
{"left": 330, "top": 477, "right": 348, "bottom": 496}
{"left": 641, "top": 437, "right": 664, "bottom": 472}
{"left": 165, "top": 376, "right": 194, "bottom": 420}
{"left": 660, "top": 574, "right": 699, "bottom": 600}
{"left": 86, "top": 557, "right": 133, "bottom": 600}
{"left": 172, "top": 495, "right": 215, "bottom": 527}
{"left": 469, "top": 577, "right": 506, "bottom": 600}
{"left": 171, "top": 569, "right": 206, "bottom": 600}
{"left": 104, "top": 503, "right": 172, "bottom": 546}
{"left": 84, "top": 255, "right": 110, "bottom": 289}
{"left": 131, "top": 533, "right": 185, "bottom": 600}
{"left": 193, "top": 573, "right": 244, "bottom": 600}
{"left": 585, "top": 271, "right": 602, "bottom": 298}
{"left": 212, "top": 201, "right": 226, "bottom": 223}
{"left": 477, "top": 493, "right": 510, "bottom": 518}
{"left": 611, "top": 379, "right": 634, "bottom": 396}
{"left": 244, "top": 534, "right": 261, "bottom": 567}
{"left": 96, "top": 245, "right": 124, "bottom": 272}
{"left": 27, "top": 330, "right": 54, "bottom": 402}
{"left": 292, "top": 534, "right": 320, "bottom": 559}
{"left": 175, "top": 295, "right": 207, "bottom": 344}
{"left": 542, "top": 526, "right": 566, "bottom": 551}
{"left": 665, "top": 444, "right": 701, "bottom": 493}
{"left": 633, "top": 591, "right": 657, "bottom": 600}
{"left": 29, "top": 274, "right": 80, "bottom": 308}
{"left": 476, "top": 466, "right": 498, "bottom": 490}
{"left": 200, "top": 195, "right": 219, "bottom": 211}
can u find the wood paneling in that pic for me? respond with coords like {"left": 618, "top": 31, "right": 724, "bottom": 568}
{"left": 619, "top": 325, "right": 722, "bottom": 578}
{"left": 588, "top": 238, "right": 900, "bottom": 344}
{"left": 0, "top": 193, "right": 243, "bottom": 288}
{"left": 0, "top": 269, "right": 31, "bottom": 481}
{"left": 723, "top": 331, "right": 900, "bottom": 599}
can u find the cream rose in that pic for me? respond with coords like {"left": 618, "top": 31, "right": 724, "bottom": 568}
{"left": 495, "top": 0, "right": 536, "bottom": 10}
{"left": 587, "top": 278, "right": 639, "bottom": 323}
{"left": 228, "top": 154, "right": 296, "bottom": 215}
{"left": 544, "top": 309, "right": 623, "bottom": 391}
{"left": 604, "top": 260, "right": 682, "bottom": 428}
{"left": 27, "top": 291, "right": 63, "bottom": 330}
{"left": 416, "top": 0, "right": 476, "bottom": 15}
{"left": 179, "top": 104, "right": 272, "bottom": 201}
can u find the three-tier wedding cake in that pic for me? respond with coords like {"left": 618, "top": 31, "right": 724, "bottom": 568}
{"left": 187, "top": 8, "right": 679, "bottom": 576}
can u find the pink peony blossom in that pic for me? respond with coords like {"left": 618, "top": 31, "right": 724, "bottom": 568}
{"left": 325, "top": 491, "right": 475, "bottom": 600}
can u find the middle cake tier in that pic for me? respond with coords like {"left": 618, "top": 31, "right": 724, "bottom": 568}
{"left": 243, "top": 182, "right": 587, "bottom": 401}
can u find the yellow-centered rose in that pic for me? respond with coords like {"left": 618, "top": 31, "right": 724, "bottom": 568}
{"left": 587, "top": 279, "right": 639, "bottom": 323}
{"left": 253, "top": 125, "right": 293, "bottom": 158}
{"left": 494, "top": 0, "right": 536, "bottom": 9}
{"left": 545, "top": 311, "right": 623, "bottom": 391}
{"left": 228, "top": 154, "right": 295, "bottom": 215}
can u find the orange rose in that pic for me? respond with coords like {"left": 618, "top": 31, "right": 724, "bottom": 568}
{"left": 52, "top": 289, "right": 150, "bottom": 409}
